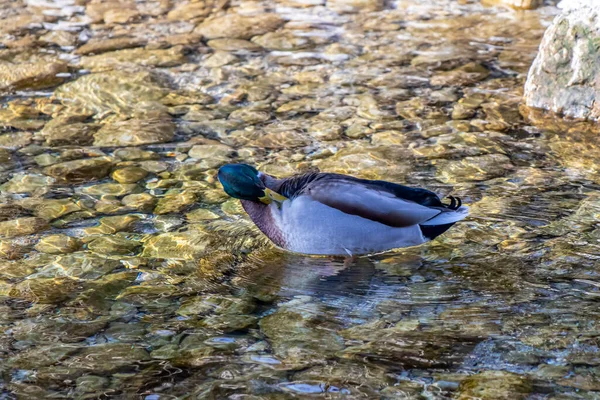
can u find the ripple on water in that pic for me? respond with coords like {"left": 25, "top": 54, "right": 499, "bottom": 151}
{"left": 0, "top": 0, "right": 596, "bottom": 398}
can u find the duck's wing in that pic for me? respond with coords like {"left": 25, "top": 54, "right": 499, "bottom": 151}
{"left": 279, "top": 173, "right": 454, "bottom": 228}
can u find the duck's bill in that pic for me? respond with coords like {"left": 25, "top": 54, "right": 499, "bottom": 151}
{"left": 259, "top": 188, "right": 288, "bottom": 205}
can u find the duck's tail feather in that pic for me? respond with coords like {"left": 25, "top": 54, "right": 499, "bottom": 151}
{"left": 419, "top": 222, "right": 456, "bottom": 240}
{"left": 419, "top": 205, "right": 469, "bottom": 226}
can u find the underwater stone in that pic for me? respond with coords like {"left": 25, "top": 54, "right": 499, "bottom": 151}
{"left": 114, "top": 148, "right": 159, "bottom": 161}
{"left": 83, "top": 215, "right": 141, "bottom": 235}
{"left": 31, "top": 199, "right": 82, "bottom": 220}
{"left": 0, "top": 61, "right": 67, "bottom": 91}
{"left": 10, "top": 277, "right": 79, "bottom": 303}
{"left": 188, "top": 143, "right": 234, "bottom": 167}
{"left": 7, "top": 344, "right": 80, "bottom": 369}
{"left": 41, "top": 122, "right": 100, "bottom": 147}
{"left": 0, "top": 173, "right": 56, "bottom": 194}
{"left": 142, "top": 231, "right": 211, "bottom": 260}
{"left": 30, "top": 252, "right": 121, "bottom": 279}
{"left": 80, "top": 46, "right": 186, "bottom": 71}
{"left": 0, "top": 131, "right": 32, "bottom": 149}
{"left": 177, "top": 294, "right": 255, "bottom": 317}
{"left": 71, "top": 271, "right": 138, "bottom": 312}
{"left": 203, "top": 51, "right": 239, "bottom": 68}
{"left": 63, "top": 343, "right": 151, "bottom": 373}
{"left": 75, "top": 375, "right": 109, "bottom": 394}
{"left": 456, "top": 371, "right": 532, "bottom": 400}
{"left": 195, "top": 13, "right": 285, "bottom": 40}
{"left": 153, "top": 189, "right": 198, "bottom": 214}
{"left": 35, "top": 234, "right": 81, "bottom": 254}
{"left": 0, "top": 239, "right": 34, "bottom": 260}
{"left": 43, "top": 157, "right": 113, "bottom": 182}
{"left": 77, "top": 183, "right": 142, "bottom": 196}
{"left": 94, "top": 119, "right": 175, "bottom": 147}
{"left": 75, "top": 37, "right": 147, "bottom": 55}
{"left": 87, "top": 235, "right": 141, "bottom": 256}
{"left": 482, "top": 0, "right": 541, "bottom": 9}
{"left": 112, "top": 167, "right": 149, "bottom": 184}
{"left": 434, "top": 153, "right": 513, "bottom": 183}
{"left": 326, "top": 0, "right": 383, "bottom": 12}
{"left": 308, "top": 121, "right": 343, "bottom": 141}
{"left": 252, "top": 32, "right": 312, "bottom": 51}
{"left": 0, "top": 217, "right": 48, "bottom": 238}
{"left": 54, "top": 71, "right": 168, "bottom": 116}
{"left": 207, "top": 38, "right": 263, "bottom": 52}
{"left": 431, "top": 62, "right": 489, "bottom": 86}
{"left": 122, "top": 193, "right": 156, "bottom": 212}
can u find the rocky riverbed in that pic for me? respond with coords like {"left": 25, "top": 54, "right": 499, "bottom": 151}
{"left": 1, "top": 0, "right": 600, "bottom": 398}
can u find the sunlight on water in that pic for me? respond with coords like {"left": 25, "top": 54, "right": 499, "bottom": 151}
{"left": 1, "top": 0, "right": 599, "bottom": 398}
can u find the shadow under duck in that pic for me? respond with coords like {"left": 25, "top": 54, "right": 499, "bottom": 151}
{"left": 218, "top": 164, "right": 469, "bottom": 256}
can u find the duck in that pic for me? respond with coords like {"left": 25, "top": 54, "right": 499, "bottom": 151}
{"left": 217, "top": 163, "right": 469, "bottom": 256}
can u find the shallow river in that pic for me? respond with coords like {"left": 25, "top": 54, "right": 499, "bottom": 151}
{"left": 1, "top": 0, "right": 599, "bottom": 398}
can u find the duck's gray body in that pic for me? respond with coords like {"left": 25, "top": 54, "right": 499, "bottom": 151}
{"left": 239, "top": 171, "right": 469, "bottom": 256}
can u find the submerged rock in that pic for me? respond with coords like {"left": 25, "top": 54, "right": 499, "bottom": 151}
{"left": 167, "top": 1, "right": 212, "bottom": 21}
{"left": 482, "top": 0, "right": 541, "bottom": 9}
{"left": 0, "top": 61, "right": 67, "bottom": 91}
{"left": 63, "top": 343, "right": 151, "bottom": 373}
{"left": 80, "top": 46, "right": 186, "bottom": 71}
{"left": 75, "top": 37, "right": 147, "bottom": 55}
{"left": 83, "top": 215, "right": 140, "bottom": 235}
{"left": 195, "top": 13, "right": 285, "bottom": 40}
{"left": 456, "top": 371, "right": 532, "bottom": 400}
{"left": 142, "top": 230, "right": 212, "bottom": 260}
{"left": 94, "top": 118, "right": 175, "bottom": 146}
{"left": 43, "top": 157, "right": 113, "bottom": 182}
{"left": 252, "top": 32, "right": 312, "bottom": 51}
{"left": 434, "top": 153, "right": 514, "bottom": 183}
{"left": 75, "top": 375, "right": 109, "bottom": 394}
{"left": 31, "top": 199, "right": 82, "bottom": 220}
{"left": 0, "top": 239, "right": 34, "bottom": 260}
{"left": 0, "top": 217, "right": 48, "bottom": 238}
{"left": 30, "top": 252, "right": 121, "bottom": 279}
{"left": 207, "top": 39, "right": 263, "bottom": 52}
{"left": 112, "top": 167, "right": 149, "bottom": 183}
{"left": 0, "top": 173, "right": 56, "bottom": 194}
{"left": 327, "top": 0, "right": 383, "bottom": 13}
{"left": 153, "top": 189, "right": 198, "bottom": 215}
{"left": 524, "top": 0, "right": 600, "bottom": 120}
{"left": 122, "top": 193, "right": 156, "bottom": 211}
{"left": 260, "top": 300, "right": 345, "bottom": 364}
{"left": 87, "top": 235, "right": 141, "bottom": 256}
{"left": 41, "top": 122, "right": 100, "bottom": 147}
{"left": 54, "top": 71, "right": 168, "bottom": 116}
{"left": 114, "top": 147, "right": 159, "bottom": 161}
{"left": 203, "top": 51, "right": 239, "bottom": 68}
{"left": 7, "top": 343, "right": 80, "bottom": 369}
{"left": 188, "top": 143, "right": 234, "bottom": 167}
{"left": 35, "top": 234, "right": 82, "bottom": 254}
{"left": 0, "top": 131, "right": 32, "bottom": 149}
{"left": 431, "top": 62, "right": 489, "bottom": 86}
{"left": 10, "top": 277, "right": 79, "bottom": 303}
{"left": 177, "top": 294, "right": 255, "bottom": 317}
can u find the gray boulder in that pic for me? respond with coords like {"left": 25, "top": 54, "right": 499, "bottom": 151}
{"left": 524, "top": 0, "right": 600, "bottom": 120}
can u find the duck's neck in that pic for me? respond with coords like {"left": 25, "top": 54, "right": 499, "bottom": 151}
{"left": 240, "top": 200, "right": 286, "bottom": 248}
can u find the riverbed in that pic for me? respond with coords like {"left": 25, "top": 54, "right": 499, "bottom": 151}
{"left": 1, "top": 0, "right": 599, "bottom": 398}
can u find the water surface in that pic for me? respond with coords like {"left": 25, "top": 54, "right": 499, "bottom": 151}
{"left": 0, "top": 0, "right": 598, "bottom": 398}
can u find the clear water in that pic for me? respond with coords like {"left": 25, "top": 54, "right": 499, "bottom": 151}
{"left": 1, "top": 0, "right": 599, "bottom": 398}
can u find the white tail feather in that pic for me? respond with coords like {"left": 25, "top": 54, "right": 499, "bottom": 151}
{"left": 419, "top": 206, "right": 469, "bottom": 226}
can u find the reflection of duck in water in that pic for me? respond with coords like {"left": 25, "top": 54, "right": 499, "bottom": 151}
{"left": 218, "top": 164, "right": 469, "bottom": 256}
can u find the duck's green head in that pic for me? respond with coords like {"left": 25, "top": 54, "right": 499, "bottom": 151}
{"left": 218, "top": 164, "right": 287, "bottom": 204}
{"left": 218, "top": 163, "right": 264, "bottom": 201}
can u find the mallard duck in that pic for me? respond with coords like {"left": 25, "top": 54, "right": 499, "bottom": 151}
{"left": 218, "top": 164, "right": 469, "bottom": 256}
